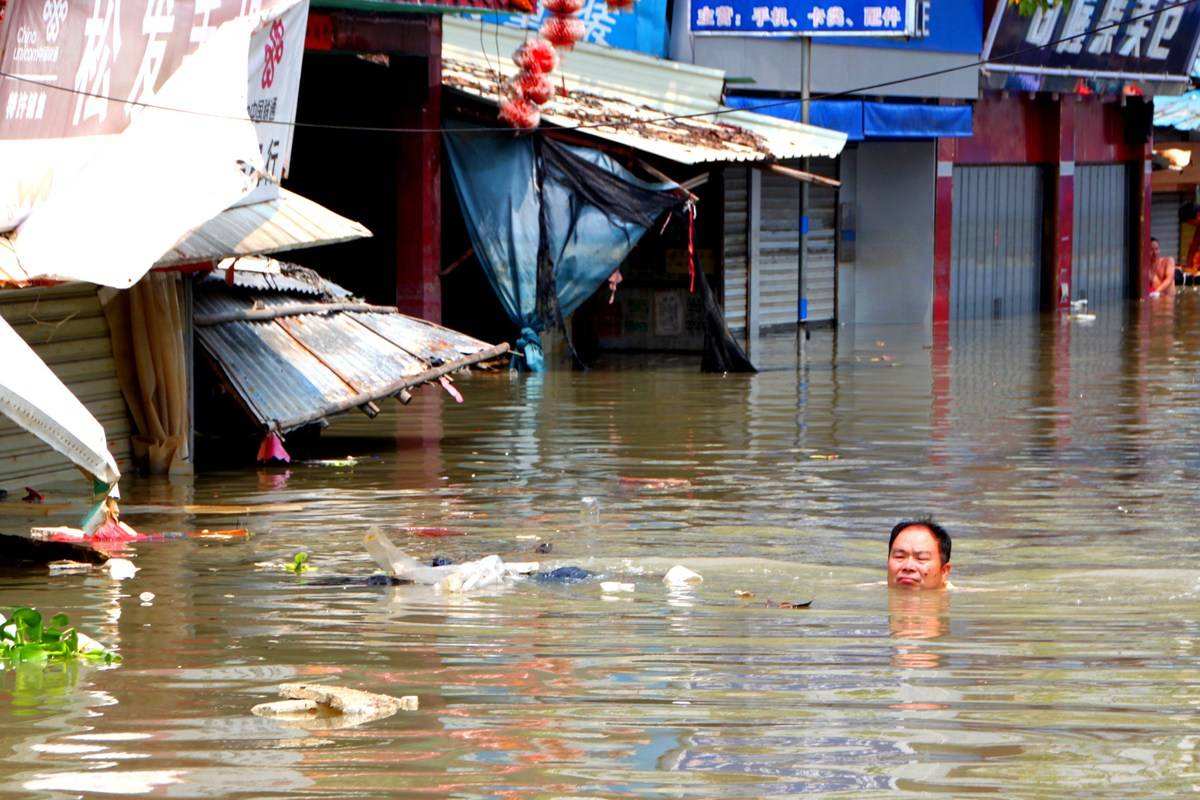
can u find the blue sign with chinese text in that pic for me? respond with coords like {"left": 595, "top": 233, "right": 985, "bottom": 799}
{"left": 842, "top": 0, "right": 982, "bottom": 54}
{"left": 689, "top": 0, "right": 916, "bottom": 37}
{"left": 473, "top": 0, "right": 669, "bottom": 58}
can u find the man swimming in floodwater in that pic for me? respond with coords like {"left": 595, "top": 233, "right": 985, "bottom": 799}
{"left": 887, "top": 518, "right": 952, "bottom": 591}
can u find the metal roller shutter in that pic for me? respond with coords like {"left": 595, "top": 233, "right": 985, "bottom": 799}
{"left": 804, "top": 157, "right": 838, "bottom": 324}
{"left": 759, "top": 168, "right": 801, "bottom": 329}
{"left": 1151, "top": 191, "right": 1184, "bottom": 264}
{"left": 951, "top": 165, "right": 1044, "bottom": 320}
{"left": 0, "top": 284, "right": 131, "bottom": 493}
{"left": 1072, "top": 164, "right": 1130, "bottom": 307}
{"left": 722, "top": 167, "right": 749, "bottom": 332}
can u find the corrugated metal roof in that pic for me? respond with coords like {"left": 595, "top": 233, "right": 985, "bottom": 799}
{"left": 195, "top": 280, "right": 507, "bottom": 432}
{"left": 441, "top": 18, "right": 846, "bottom": 165}
{"left": 158, "top": 188, "right": 372, "bottom": 267}
{"left": 202, "top": 257, "right": 355, "bottom": 297}
{"left": 1155, "top": 91, "right": 1200, "bottom": 132}
{"left": 1, "top": 189, "right": 372, "bottom": 287}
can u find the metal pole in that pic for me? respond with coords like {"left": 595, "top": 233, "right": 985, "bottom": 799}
{"left": 798, "top": 36, "right": 811, "bottom": 353}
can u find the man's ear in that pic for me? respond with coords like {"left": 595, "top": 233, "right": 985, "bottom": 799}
{"left": 941, "top": 562, "right": 952, "bottom": 579}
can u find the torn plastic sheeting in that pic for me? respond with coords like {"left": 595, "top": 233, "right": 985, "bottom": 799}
{"left": 0, "top": 314, "right": 120, "bottom": 485}
{"left": 444, "top": 124, "right": 682, "bottom": 371}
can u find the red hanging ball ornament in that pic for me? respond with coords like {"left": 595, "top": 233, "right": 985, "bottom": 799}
{"left": 514, "top": 70, "right": 555, "bottom": 105}
{"left": 543, "top": 0, "right": 584, "bottom": 13}
{"left": 513, "top": 38, "right": 559, "bottom": 74}
{"left": 540, "top": 16, "right": 585, "bottom": 50}
{"left": 499, "top": 97, "right": 541, "bottom": 129}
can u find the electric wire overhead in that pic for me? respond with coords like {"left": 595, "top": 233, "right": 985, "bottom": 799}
{"left": 0, "top": 0, "right": 1194, "bottom": 137}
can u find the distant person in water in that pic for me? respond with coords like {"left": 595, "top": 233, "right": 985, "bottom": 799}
{"left": 887, "top": 519, "right": 952, "bottom": 591}
{"left": 1148, "top": 237, "right": 1176, "bottom": 298}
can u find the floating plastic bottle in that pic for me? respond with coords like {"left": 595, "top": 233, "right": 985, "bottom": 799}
{"left": 580, "top": 496, "right": 600, "bottom": 525}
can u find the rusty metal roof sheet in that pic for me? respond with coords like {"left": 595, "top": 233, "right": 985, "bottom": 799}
{"left": 441, "top": 17, "right": 847, "bottom": 165}
{"left": 195, "top": 277, "right": 508, "bottom": 433}
{"left": 201, "top": 257, "right": 355, "bottom": 297}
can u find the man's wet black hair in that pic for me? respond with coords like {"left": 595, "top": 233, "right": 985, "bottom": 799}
{"left": 889, "top": 518, "right": 951, "bottom": 564}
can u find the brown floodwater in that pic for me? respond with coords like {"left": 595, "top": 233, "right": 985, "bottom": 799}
{"left": 0, "top": 293, "right": 1198, "bottom": 798}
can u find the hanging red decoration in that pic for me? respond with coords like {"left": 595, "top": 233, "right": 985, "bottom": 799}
{"left": 514, "top": 70, "right": 555, "bottom": 105}
{"left": 543, "top": 0, "right": 584, "bottom": 13}
{"left": 513, "top": 38, "right": 559, "bottom": 74}
{"left": 605, "top": 0, "right": 634, "bottom": 11}
{"left": 499, "top": 97, "right": 542, "bottom": 129}
{"left": 540, "top": 16, "right": 585, "bottom": 49}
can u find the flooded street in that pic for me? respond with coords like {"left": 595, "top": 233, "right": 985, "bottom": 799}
{"left": 1, "top": 294, "right": 1198, "bottom": 799}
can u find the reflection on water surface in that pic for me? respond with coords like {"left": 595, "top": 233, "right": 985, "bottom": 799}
{"left": 0, "top": 295, "right": 1198, "bottom": 798}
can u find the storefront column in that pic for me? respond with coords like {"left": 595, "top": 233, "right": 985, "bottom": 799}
{"left": 932, "top": 137, "right": 955, "bottom": 325}
{"left": 1136, "top": 139, "right": 1153, "bottom": 298}
{"left": 394, "top": 16, "right": 442, "bottom": 323}
{"left": 1052, "top": 98, "right": 1075, "bottom": 311}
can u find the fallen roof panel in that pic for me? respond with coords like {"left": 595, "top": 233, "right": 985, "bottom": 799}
{"left": 195, "top": 281, "right": 507, "bottom": 432}
{"left": 159, "top": 188, "right": 372, "bottom": 268}
{"left": 1, "top": 190, "right": 372, "bottom": 288}
{"left": 441, "top": 17, "right": 846, "bottom": 165}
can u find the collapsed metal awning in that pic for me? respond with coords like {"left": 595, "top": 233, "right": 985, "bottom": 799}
{"left": 441, "top": 17, "right": 847, "bottom": 165}
{"left": 0, "top": 189, "right": 373, "bottom": 287}
{"left": 195, "top": 261, "right": 508, "bottom": 433}
{"left": 156, "top": 188, "right": 373, "bottom": 268}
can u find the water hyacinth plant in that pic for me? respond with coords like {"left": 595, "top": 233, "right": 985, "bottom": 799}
{"left": 0, "top": 608, "right": 120, "bottom": 665}
{"left": 286, "top": 551, "right": 312, "bottom": 574}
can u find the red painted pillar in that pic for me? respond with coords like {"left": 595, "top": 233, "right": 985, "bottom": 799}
{"left": 932, "top": 137, "right": 955, "bottom": 325}
{"left": 1053, "top": 97, "right": 1075, "bottom": 311}
{"left": 394, "top": 15, "right": 442, "bottom": 323}
{"left": 1137, "top": 137, "right": 1153, "bottom": 299}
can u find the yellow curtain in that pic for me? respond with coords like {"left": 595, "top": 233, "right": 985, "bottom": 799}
{"left": 101, "top": 273, "right": 189, "bottom": 474}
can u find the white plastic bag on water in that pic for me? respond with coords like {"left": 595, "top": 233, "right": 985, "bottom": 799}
{"left": 363, "top": 530, "right": 529, "bottom": 593}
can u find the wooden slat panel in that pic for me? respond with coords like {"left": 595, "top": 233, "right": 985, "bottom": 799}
{"left": 0, "top": 286, "right": 132, "bottom": 493}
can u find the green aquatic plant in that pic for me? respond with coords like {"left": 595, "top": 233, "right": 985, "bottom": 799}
{"left": 0, "top": 608, "right": 120, "bottom": 665}
{"left": 287, "top": 551, "right": 312, "bottom": 574}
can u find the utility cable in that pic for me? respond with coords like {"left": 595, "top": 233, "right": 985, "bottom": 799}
{"left": 0, "top": 0, "right": 1194, "bottom": 136}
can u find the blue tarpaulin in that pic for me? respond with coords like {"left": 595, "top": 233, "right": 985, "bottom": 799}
{"left": 723, "top": 96, "right": 973, "bottom": 141}
{"left": 444, "top": 126, "right": 679, "bottom": 371}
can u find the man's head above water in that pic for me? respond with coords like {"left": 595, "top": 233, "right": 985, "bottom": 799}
{"left": 887, "top": 518, "right": 952, "bottom": 590}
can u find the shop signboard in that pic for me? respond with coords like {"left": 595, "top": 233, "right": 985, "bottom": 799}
{"left": 479, "top": 0, "right": 669, "bottom": 58}
{"left": 983, "top": 0, "right": 1200, "bottom": 89}
{"left": 0, "top": 0, "right": 307, "bottom": 228}
{"left": 841, "top": 0, "right": 982, "bottom": 54}
{"left": 688, "top": 0, "right": 917, "bottom": 37}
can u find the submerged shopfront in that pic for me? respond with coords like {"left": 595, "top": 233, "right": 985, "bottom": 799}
{"left": 437, "top": 17, "right": 847, "bottom": 367}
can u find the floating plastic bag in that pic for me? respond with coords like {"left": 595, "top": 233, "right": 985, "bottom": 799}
{"left": 363, "top": 530, "right": 532, "bottom": 593}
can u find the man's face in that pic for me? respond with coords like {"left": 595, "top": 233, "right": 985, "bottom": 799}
{"left": 1151, "top": 239, "right": 1161, "bottom": 260}
{"left": 887, "top": 526, "right": 951, "bottom": 590}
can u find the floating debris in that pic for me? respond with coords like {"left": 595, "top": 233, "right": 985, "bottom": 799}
{"left": 252, "top": 683, "right": 417, "bottom": 730}
{"left": 619, "top": 477, "right": 692, "bottom": 491}
{"left": 47, "top": 561, "right": 94, "bottom": 574}
{"left": 402, "top": 527, "right": 466, "bottom": 539}
{"left": 766, "top": 599, "right": 812, "bottom": 609}
{"left": 734, "top": 590, "right": 755, "bottom": 598}
{"left": 102, "top": 559, "right": 139, "bottom": 581}
{"left": 600, "top": 582, "right": 634, "bottom": 593}
{"left": 663, "top": 565, "right": 702, "bottom": 586}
